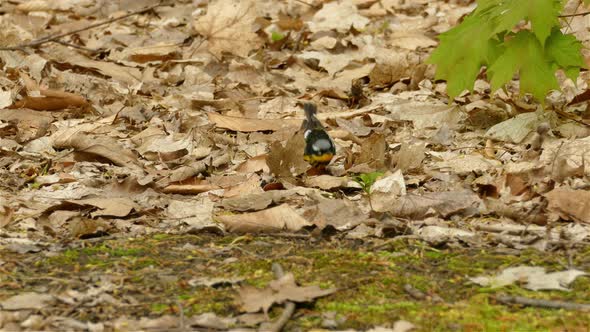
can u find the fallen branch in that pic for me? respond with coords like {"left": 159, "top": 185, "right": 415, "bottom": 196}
{"left": 495, "top": 294, "right": 590, "bottom": 311}
{"left": 0, "top": 1, "right": 169, "bottom": 51}
{"left": 268, "top": 263, "right": 296, "bottom": 332}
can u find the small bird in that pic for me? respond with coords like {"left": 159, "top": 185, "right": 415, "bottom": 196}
{"left": 302, "top": 103, "right": 336, "bottom": 169}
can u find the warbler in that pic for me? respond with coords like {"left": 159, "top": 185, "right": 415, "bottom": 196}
{"left": 302, "top": 103, "right": 336, "bottom": 169}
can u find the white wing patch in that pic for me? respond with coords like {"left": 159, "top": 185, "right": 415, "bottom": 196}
{"left": 312, "top": 138, "right": 333, "bottom": 152}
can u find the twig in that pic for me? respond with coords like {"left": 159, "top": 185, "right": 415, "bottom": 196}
{"left": 559, "top": 11, "right": 590, "bottom": 18}
{"left": 0, "top": 1, "right": 169, "bottom": 51}
{"left": 177, "top": 300, "right": 186, "bottom": 332}
{"left": 268, "top": 263, "right": 296, "bottom": 332}
{"left": 495, "top": 294, "right": 590, "bottom": 311}
{"left": 403, "top": 284, "right": 426, "bottom": 300}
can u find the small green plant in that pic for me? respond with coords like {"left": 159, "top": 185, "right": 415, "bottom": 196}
{"left": 354, "top": 171, "right": 384, "bottom": 211}
{"left": 271, "top": 31, "right": 285, "bottom": 42}
{"left": 428, "top": 0, "right": 587, "bottom": 102}
{"left": 354, "top": 171, "right": 384, "bottom": 194}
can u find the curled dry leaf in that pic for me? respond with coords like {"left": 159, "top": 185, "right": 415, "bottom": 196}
{"left": 52, "top": 130, "right": 140, "bottom": 170}
{"left": 217, "top": 204, "right": 311, "bottom": 233}
{"left": 11, "top": 89, "right": 88, "bottom": 111}
{"left": 162, "top": 183, "right": 221, "bottom": 195}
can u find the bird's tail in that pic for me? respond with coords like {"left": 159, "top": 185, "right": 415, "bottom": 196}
{"left": 303, "top": 103, "right": 317, "bottom": 120}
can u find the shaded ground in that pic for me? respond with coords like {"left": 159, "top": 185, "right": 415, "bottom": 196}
{"left": 2, "top": 233, "right": 589, "bottom": 331}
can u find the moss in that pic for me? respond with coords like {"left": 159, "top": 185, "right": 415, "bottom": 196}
{"left": 16, "top": 234, "right": 590, "bottom": 330}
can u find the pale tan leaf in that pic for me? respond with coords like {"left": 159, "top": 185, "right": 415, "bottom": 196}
{"left": 217, "top": 204, "right": 311, "bottom": 233}
{"left": 52, "top": 131, "right": 140, "bottom": 170}
{"left": 308, "top": 0, "right": 369, "bottom": 33}
{"left": 208, "top": 113, "right": 299, "bottom": 132}
{"left": 192, "top": 0, "right": 263, "bottom": 58}
{"left": 545, "top": 188, "right": 590, "bottom": 223}
{"left": 67, "top": 197, "right": 138, "bottom": 218}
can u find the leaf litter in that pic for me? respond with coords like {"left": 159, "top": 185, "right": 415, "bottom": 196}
{"left": 0, "top": 0, "right": 589, "bottom": 330}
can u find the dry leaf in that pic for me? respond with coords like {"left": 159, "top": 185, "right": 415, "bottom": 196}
{"left": 266, "top": 131, "right": 309, "bottom": 179}
{"left": 238, "top": 272, "right": 336, "bottom": 314}
{"left": 11, "top": 89, "right": 88, "bottom": 111}
{"left": 545, "top": 188, "right": 590, "bottom": 223}
{"left": 66, "top": 197, "right": 138, "bottom": 218}
{"left": 52, "top": 131, "right": 140, "bottom": 170}
{"left": 217, "top": 204, "right": 311, "bottom": 233}
{"left": 236, "top": 154, "right": 269, "bottom": 173}
{"left": 469, "top": 266, "right": 587, "bottom": 291}
{"left": 0, "top": 108, "right": 53, "bottom": 143}
{"left": 375, "top": 190, "right": 481, "bottom": 217}
{"left": 208, "top": 112, "right": 299, "bottom": 132}
{"left": 166, "top": 197, "right": 217, "bottom": 230}
{"left": 308, "top": 0, "right": 370, "bottom": 33}
{"left": 369, "top": 52, "right": 410, "bottom": 88}
{"left": 312, "top": 198, "right": 367, "bottom": 230}
{"left": 0, "top": 292, "right": 55, "bottom": 310}
{"left": 193, "top": 0, "right": 263, "bottom": 58}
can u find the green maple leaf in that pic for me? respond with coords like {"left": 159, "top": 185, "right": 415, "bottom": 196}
{"left": 481, "top": 0, "right": 562, "bottom": 45}
{"left": 545, "top": 28, "right": 586, "bottom": 81}
{"left": 487, "top": 31, "right": 558, "bottom": 102}
{"left": 427, "top": 15, "right": 499, "bottom": 98}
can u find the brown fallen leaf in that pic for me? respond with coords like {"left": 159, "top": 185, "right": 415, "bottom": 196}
{"left": 52, "top": 131, "right": 140, "bottom": 170}
{"left": 304, "top": 175, "right": 354, "bottom": 190}
{"left": 208, "top": 112, "right": 300, "bottom": 132}
{"left": 192, "top": 0, "right": 263, "bottom": 58}
{"left": 10, "top": 90, "right": 88, "bottom": 111}
{"left": 375, "top": 190, "right": 482, "bottom": 218}
{"left": 47, "top": 44, "right": 142, "bottom": 87}
{"left": 66, "top": 197, "right": 139, "bottom": 218}
{"left": 0, "top": 108, "right": 53, "bottom": 143}
{"left": 236, "top": 154, "right": 270, "bottom": 174}
{"left": 266, "top": 131, "right": 309, "bottom": 179}
{"left": 369, "top": 52, "right": 410, "bottom": 89}
{"left": 238, "top": 272, "right": 336, "bottom": 314}
{"left": 162, "top": 183, "right": 221, "bottom": 195}
{"left": 311, "top": 198, "right": 367, "bottom": 231}
{"left": 349, "top": 133, "right": 386, "bottom": 171}
{"left": 217, "top": 204, "right": 311, "bottom": 233}
{"left": 545, "top": 188, "right": 590, "bottom": 223}
{"left": 223, "top": 174, "right": 264, "bottom": 197}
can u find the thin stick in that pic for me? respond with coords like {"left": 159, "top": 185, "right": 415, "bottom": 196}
{"left": 403, "top": 284, "right": 426, "bottom": 300}
{"left": 268, "top": 263, "right": 296, "bottom": 332}
{"left": 0, "top": 1, "right": 169, "bottom": 51}
{"left": 496, "top": 294, "right": 590, "bottom": 311}
{"left": 559, "top": 11, "right": 590, "bottom": 18}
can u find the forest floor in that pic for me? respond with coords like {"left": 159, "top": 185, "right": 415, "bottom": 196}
{"left": 1, "top": 0, "right": 590, "bottom": 331}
